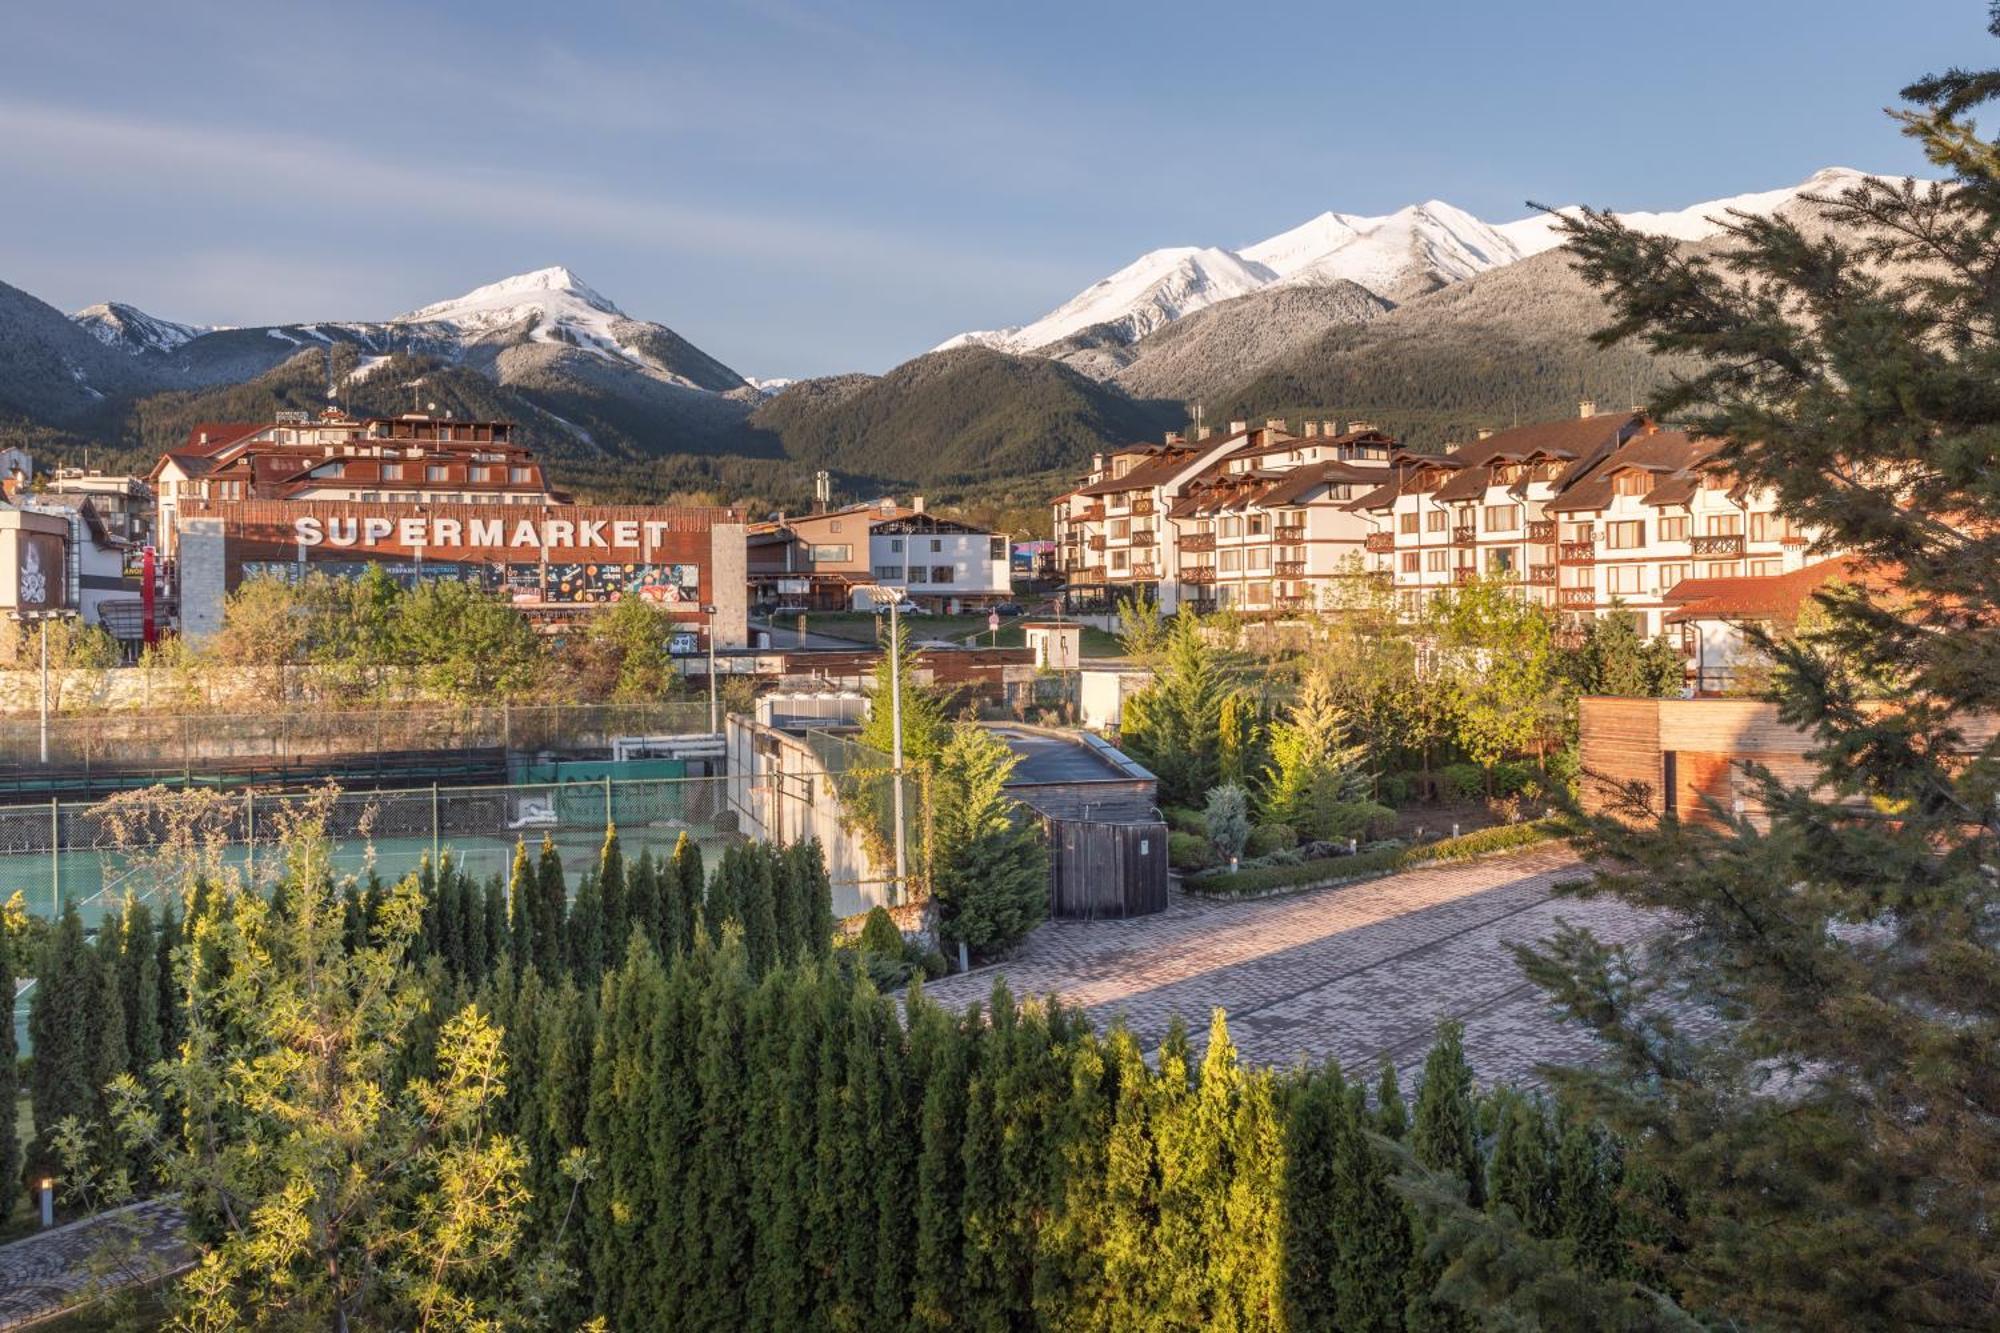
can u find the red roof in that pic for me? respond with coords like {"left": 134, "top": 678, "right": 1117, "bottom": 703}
{"left": 1662, "top": 557, "right": 1879, "bottom": 624}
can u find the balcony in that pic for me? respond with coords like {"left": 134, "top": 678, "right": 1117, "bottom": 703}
{"left": 1528, "top": 565, "right": 1556, "bottom": 586}
{"left": 1527, "top": 520, "right": 1555, "bottom": 543}
{"left": 1557, "top": 587, "right": 1596, "bottom": 608}
{"left": 1132, "top": 497, "right": 1156, "bottom": 516}
{"left": 1558, "top": 541, "right": 1596, "bottom": 564}
{"left": 1453, "top": 567, "right": 1478, "bottom": 586}
{"left": 1452, "top": 524, "right": 1476, "bottom": 545}
{"left": 1081, "top": 504, "right": 1106, "bottom": 522}
{"left": 1780, "top": 534, "right": 1808, "bottom": 547}
{"left": 1181, "top": 532, "right": 1216, "bottom": 552}
{"left": 1183, "top": 565, "right": 1217, "bottom": 583}
{"left": 1692, "top": 534, "right": 1745, "bottom": 556}
{"left": 1364, "top": 532, "right": 1396, "bottom": 553}
{"left": 1275, "top": 560, "right": 1306, "bottom": 577}
{"left": 1130, "top": 529, "right": 1157, "bottom": 545}
{"left": 1276, "top": 594, "right": 1311, "bottom": 611}
{"left": 1275, "top": 524, "right": 1305, "bottom": 542}
{"left": 1088, "top": 535, "right": 1106, "bottom": 552}
{"left": 1069, "top": 567, "right": 1106, "bottom": 585}
{"left": 1132, "top": 563, "right": 1158, "bottom": 580}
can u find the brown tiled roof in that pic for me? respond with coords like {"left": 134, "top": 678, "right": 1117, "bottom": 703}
{"left": 1075, "top": 449, "right": 1198, "bottom": 497}
{"left": 1662, "top": 557, "right": 1872, "bottom": 624}
{"left": 1431, "top": 466, "right": 1495, "bottom": 502}
{"left": 1347, "top": 479, "right": 1402, "bottom": 511}
{"left": 1546, "top": 429, "right": 1718, "bottom": 512}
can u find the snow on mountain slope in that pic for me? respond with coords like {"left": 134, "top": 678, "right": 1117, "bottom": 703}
{"left": 938, "top": 167, "right": 1904, "bottom": 358}
{"left": 71, "top": 302, "right": 211, "bottom": 355}
{"left": 938, "top": 246, "right": 1274, "bottom": 355}
{"left": 392, "top": 265, "right": 642, "bottom": 363}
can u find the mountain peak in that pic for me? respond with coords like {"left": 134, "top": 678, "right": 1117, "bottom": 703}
{"left": 70, "top": 301, "right": 209, "bottom": 354}
{"left": 393, "top": 266, "right": 622, "bottom": 326}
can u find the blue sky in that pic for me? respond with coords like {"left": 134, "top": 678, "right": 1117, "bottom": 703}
{"left": 0, "top": 0, "right": 1981, "bottom": 377}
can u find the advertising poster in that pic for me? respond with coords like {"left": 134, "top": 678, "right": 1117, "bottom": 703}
{"left": 16, "top": 531, "right": 65, "bottom": 611}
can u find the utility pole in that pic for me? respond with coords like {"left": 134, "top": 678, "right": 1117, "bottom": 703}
{"left": 702, "top": 604, "right": 720, "bottom": 733}
{"left": 888, "top": 593, "right": 906, "bottom": 906}
{"left": 38, "top": 614, "right": 49, "bottom": 765}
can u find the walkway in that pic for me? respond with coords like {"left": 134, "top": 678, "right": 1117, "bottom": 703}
{"left": 0, "top": 1199, "right": 189, "bottom": 1328}
{"left": 920, "top": 846, "right": 1661, "bottom": 1086}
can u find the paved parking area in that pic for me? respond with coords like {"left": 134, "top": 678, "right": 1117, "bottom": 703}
{"left": 0, "top": 1199, "right": 189, "bottom": 1329}
{"left": 920, "top": 846, "right": 1662, "bottom": 1086}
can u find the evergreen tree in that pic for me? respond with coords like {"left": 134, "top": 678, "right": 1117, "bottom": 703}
{"left": 785, "top": 838, "right": 834, "bottom": 961}
{"left": 155, "top": 900, "right": 184, "bottom": 1061}
{"left": 1216, "top": 690, "right": 1261, "bottom": 789}
{"left": 1261, "top": 668, "right": 1370, "bottom": 828}
{"left": 535, "top": 835, "right": 567, "bottom": 979}
{"left": 1566, "top": 607, "right": 1685, "bottom": 699}
{"left": 1508, "top": 26, "right": 2000, "bottom": 1328}
{"left": 27, "top": 904, "right": 95, "bottom": 1174}
{"left": 0, "top": 932, "right": 16, "bottom": 1225}
{"left": 1554, "top": 1120, "right": 1624, "bottom": 1280}
{"left": 1119, "top": 606, "right": 1241, "bottom": 807}
{"left": 930, "top": 723, "right": 1048, "bottom": 960}
{"left": 1487, "top": 1091, "right": 1560, "bottom": 1239}
{"left": 1098, "top": 1022, "right": 1160, "bottom": 1326}
{"left": 671, "top": 832, "right": 704, "bottom": 955}
{"left": 692, "top": 935, "right": 753, "bottom": 1328}
{"left": 1376, "top": 1056, "right": 1408, "bottom": 1139}
{"left": 597, "top": 823, "right": 626, "bottom": 975}
{"left": 858, "top": 619, "right": 953, "bottom": 767}
{"left": 627, "top": 850, "right": 661, "bottom": 958}
{"left": 908, "top": 991, "right": 971, "bottom": 1329}
{"left": 507, "top": 839, "right": 536, "bottom": 977}
{"left": 480, "top": 874, "right": 508, "bottom": 981}
{"left": 116, "top": 898, "right": 163, "bottom": 1080}
{"left": 1280, "top": 1067, "right": 1346, "bottom": 1332}
{"left": 1329, "top": 1071, "right": 1415, "bottom": 1332}
{"left": 739, "top": 842, "right": 780, "bottom": 975}
{"left": 1408, "top": 1022, "right": 1482, "bottom": 1333}
{"left": 567, "top": 871, "right": 604, "bottom": 988}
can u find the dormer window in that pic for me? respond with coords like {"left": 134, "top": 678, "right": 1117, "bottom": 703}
{"left": 1614, "top": 472, "right": 1650, "bottom": 496}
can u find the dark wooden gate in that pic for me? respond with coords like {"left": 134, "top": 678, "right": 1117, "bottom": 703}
{"left": 1046, "top": 817, "right": 1169, "bottom": 920}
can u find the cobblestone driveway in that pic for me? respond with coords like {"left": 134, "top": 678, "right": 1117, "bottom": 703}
{"left": 0, "top": 1199, "right": 189, "bottom": 1329}
{"left": 920, "top": 847, "right": 1658, "bottom": 1086}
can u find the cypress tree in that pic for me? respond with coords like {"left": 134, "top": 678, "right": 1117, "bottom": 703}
{"left": 1280, "top": 1067, "right": 1347, "bottom": 1332}
{"left": 155, "top": 900, "right": 184, "bottom": 1060}
{"left": 87, "top": 925, "right": 128, "bottom": 1148}
{"left": 1487, "top": 1091, "right": 1560, "bottom": 1238}
{"left": 0, "top": 930, "right": 17, "bottom": 1224}
{"left": 118, "top": 898, "right": 162, "bottom": 1079}
{"left": 1037, "top": 1011, "right": 1116, "bottom": 1329}
{"left": 341, "top": 883, "right": 367, "bottom": 954}
{"left": 481, "top": 874, "right": 508, "bottom": 980}
{"left": 1376, "top": 1055, "right": 1409, "bottom": 1140}
{"left": 584, "top": 936, "right": 666, "bottom": 1330}
{"left": 864, "top": 988, "right": 915, "bottom": 1329}
{"left": 507, "top": 839, "right": 536, "bottom": 977}
{"left": 567, "top": 871, "right": 604, "bottom": 989}
{"left": 693, "top": 934, "right": 753, "bottom": 1328}
{"left": 1147, "top": 1015, "right": 1202, "bottom": 1329}
{"left": 655, "top": 936, "right": 712, "bottom": 1324}
{"left": 786, "top": 838, "right": 834, "bottom": 961}
{"left": 1407, "top": 1022, "right": 1481, "bottom": 1333}
{"left": 1099, "top": 1022, "right": 1160, "bottom": 1327}
{"left": 1555, "top": 1119, "right": 1624, "bottom": 1280}
{"left": 671, "top": 832, "right": 704, "bottom": 955}
{"left": 627, "top": 851, "right": 661, "bottom": 958}
{"left": 597, "top": 823, "right": 626, "bottom": 975}
{"left": 538, "top": 976, "right": 596, "bottom": 1329}
{"left": 535, "top": 834, "right": 567, "bottom": 979}
{"left": 767, "top": 844, "right": 799, "bottom": 963}
{"left": 740, "top": 844, "right": 779, "bottom": 976}
{"left": 1331, "top": 1070, "right": 1414, "bottom": 1332}
{"left": 908, "top": 991, "right": 971, "bottom": 1329}
{"left": 958, "top": 981, "right": 1019, "bottom": 1329}
{"left": 745, "top": 967, "right": 805, "bottom": 1329}
{"left": 28, "top": 904, "right": 95, "bottom": 1174}
{"left": 458, "top": 867, "right": 489, "bottom": 983}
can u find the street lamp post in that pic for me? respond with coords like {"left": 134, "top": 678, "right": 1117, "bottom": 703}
{"left": 14, "top": 610, "right": 61, "bottom": 765}
{"left": 856, "top": 586, "right": 907, "bottom": 904}
{"left": 701, "top": 604, "right": 720, "bottom": 733}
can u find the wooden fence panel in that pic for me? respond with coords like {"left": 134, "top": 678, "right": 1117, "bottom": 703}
{"left": 1046, "top": 817, "right": 1168, "bottom": 920}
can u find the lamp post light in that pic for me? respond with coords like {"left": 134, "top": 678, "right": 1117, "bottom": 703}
{"left": 14, "top": 609, "right": 65, "bottom": 766}
{"left": 701, "top": 604, "right": 719, "bottom": 734}
{"left": 855, "top": 586, "right": 907, "bottom": 905}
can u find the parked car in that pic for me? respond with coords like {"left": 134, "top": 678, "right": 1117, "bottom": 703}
{"left": 993, "top": 601, "right": 1024, "bottom": 617}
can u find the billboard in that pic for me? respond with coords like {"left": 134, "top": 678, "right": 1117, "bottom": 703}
{"left": 16, "top": 531, "right": 65, "bottom": 611}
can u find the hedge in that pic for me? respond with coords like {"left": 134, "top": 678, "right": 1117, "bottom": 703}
{"left": 1182, "top": 820, "right": 1561, "bottom": 899}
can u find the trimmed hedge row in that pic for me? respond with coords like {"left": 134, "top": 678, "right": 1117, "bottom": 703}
{"left": 1182, "top": 820, "right": 1562, "bottom": 898}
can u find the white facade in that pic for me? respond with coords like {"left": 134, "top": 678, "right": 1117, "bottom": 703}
{"left": 866, "top": 525, "right": 1009, "bottom": 605}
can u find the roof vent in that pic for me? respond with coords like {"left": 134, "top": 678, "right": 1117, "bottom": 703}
{"left": 1476, "top": 428, "right": 1494, "bottom": 440}
{"left": 1579, "top": 399, "right": 1597, "bottom": 419}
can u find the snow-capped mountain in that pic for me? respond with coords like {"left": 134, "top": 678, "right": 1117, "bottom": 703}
{"left": 937, "top": 167, "right": 1889, "bottom": 355}
{"left": 71, "top": 301, "right": 212, "bottom": 356}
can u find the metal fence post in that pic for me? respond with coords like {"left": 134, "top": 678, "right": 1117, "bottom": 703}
{"left": 432, "top": 783, "right": 441, "bottom": 866}
{"left": 49, "top": 798, "right": 59, "bottom": 917}
{"left": 604, "top": 774, "right": 613, "bottom": 832}
{"left": 245, "top": 788, "right": 255, "bottom": 885}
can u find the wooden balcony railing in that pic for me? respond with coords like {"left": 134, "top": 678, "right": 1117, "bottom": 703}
{"left": 1275, "top": 560, "right": 1306, "bottom": 577}
{"left": 1557, "top": 587, "right": 1596, "bottom": 607}
{"left": 1527, "top": 520, "right": 1556, "bottom": 543}
{"left": 1132, "top": 563, "right": 1158, "bottom": 580}
{"left": 1780, "top": 534, "right": 1808, "bottom": 547}
{"left": 1132, "top": 497, "right": 1156, "bottom": 516}
{"left": 1069, "top": 567, "right": 1106, "bottom": 585}
{"left": 1453, "top": 567, "right": 1478, "bottom": 585}
{"left": 1081, "top": 505, "right": 1106, "bottom": 522}
{"left": 1088, "top": 535, "right": 1106, "bottom": 552}
{"left": 1130, "top": 529, "right": 1157, "bottom": 545}
{"left": 1558, "top": 541, "right": 1596, "bottom": 564}
{"left": 1528, "top": 565, "right": 1556, "bottom": 586}
{"left": 1183, "top": 566, "right": 1216, "bottom": 583}
{"left": 1276, "top": 594, "right": 1311, "bottom": 610}
{"left": 1275, "top": 524, "right": 1305, "bottom": 542}
{"left": 1692, "top": 534, "right": 1745, "bottom": 556}
{"left": 1364, "top": 532, "right": 1396, "bottom": 552}
{"left": 1452, "top": 524, "right": 1476, "bottom": 545}
{"left": 1181, "top": 532, "right": 1215, "bottom": 552}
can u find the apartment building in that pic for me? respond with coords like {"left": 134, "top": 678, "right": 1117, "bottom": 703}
{"left": 747, "top": 498, "right": 1010, "bottom": 611}
{"left": 1054, "top": 419, "right": 1393, "bottom": 611}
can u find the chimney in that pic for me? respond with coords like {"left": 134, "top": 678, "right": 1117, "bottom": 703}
{"left": 1302, "top": 421, "right": 1319, "bottom": 438}
{"left": 1229, "top": 420, "right": 1248, "bottom": 435}
{"left": 1265, "top": 417, "right": 1287, "bottom": 433}
{"left": 1347, "top": 421, "right": 1375, "bottom": 434}
{"left": 1476, "top": 427, "right": 1494, "bottom": 441}
{"left": 1197, "top": 425, "right": 1213, "bottom": 440}
{"left": 1323, "top": 420, "right": 1337, "bottom": 437}
{"left": 1163, "top": 431, "right": 1183, "bottom": 446}
{"left": 1092, "top": 452, "right": 1105, "bottom": 475}
{"left": 912, "top": 495, "right": 925, "bottom": 513}
{"left": 1578, "top": 399, "right": 1597, "bottom": 419}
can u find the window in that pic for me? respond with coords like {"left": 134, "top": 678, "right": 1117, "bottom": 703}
{"left": 383, "top": 463, "right": 403, "bottom": 481}
{"left": 1565, "top": 522, "right": 1596, "bottom": 542}
{"left": 1426, "top": 509, "right": 1448, "bottom": 532}
{"left": 1487, "top": 548, "right": 1516, "bottom": 574}
{"left": 829, "top": 520, "right": 842, "bottom": 532}
{"left": 909, "top": 566, "right": 930, "bottom": 583}
{"left": 321, "top": 462, "right": 347, "bottom": 478}
{"left": 1749, "top": 512, "right": 1786, "bottom": 542}
{"left": 989, "top": 537, "right": 1005, "bottom": 560}
{"left": 1425, "top": 549, "right": 1449, "bottom": 572}
{"left": 426, "top": 465, "right": 448, "bottom": 482}
{"left": 1220, "top": 516, "right": 1242, "bottom": 539}
{"left": 889, "top": 538, "right": 904, "bottom": 553}
{"left": 1247, "top": 547, "right": 1270, "bottom": 572}
{"left": 1483, "top": 504, "right": 1522, "bottom": 532}
{"left": 510, "top": 467, "right": 533, "bottom": 484}
{"left": 1657, "top": 563, "right": 1690, "bottom": 588}
{"left": 1401, "top": 552, "right": 1421, "bottom": 574}
{"left": 1614, "top": 472, "right": 1651, "bottom": 496}
{"left": 1658, "top": 515, "right": 1689, "bottom": 542}
{"left": 1221, "top": 550, "right": 1243, "bottom": 572}
{"left": 1243, "top": 583, "right": 1270, "bottom": 607}
{"left": 1605, "top": 520, "right": 1645, "bottom": 549}
{"left": 1111, "top": 552, "right": 1128, "bottom": 571}
{"left": 1111, "top": 519, "right": 1130, "bottom": 539}
{"left": 1704, "top": 561, "right": 1742, "bottom": 578}
{"left": 1399, "top": 513, "right": 1420, "bottom": 535}
{"left": 1247, "top": 515, "right": 1267, "bottom": 536}
{"left": 1705, "top": 513, "right": 1742, "bottom": 536}
{"left": 809, "top": 544, "right": 850, "bottom": 562}
{"left": 930, "top": 539, "right": 942, "bottom": 553}
{"left": 932, "top": 566, "right": 954, "bottom": 583}
{"left": 1606, "top": 564, "right": 1643, "bottom": 594}
{"left": 470, "top": 467, "right": 491, "bottom": 483}
{"left": 1748, "top": 560, "right": 1782, "bottom": 577}
{"left": 873, "top": 565, "right": 902, "bottom": 580}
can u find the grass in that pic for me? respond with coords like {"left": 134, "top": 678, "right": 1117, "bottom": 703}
{"left": 1183, "top": 820, "right": 1563, "bottom": 899}
{"left": 798, "top": 613, "right": 1126, "bottom": 657}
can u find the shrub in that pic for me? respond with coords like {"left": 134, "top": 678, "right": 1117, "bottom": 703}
{"left": 1490, "top": 762, "right": 1536, "bottom": 798}
{"left": 1163, "top": 806, "right": 1208, "bottom": 837}
{"left": 1168, "top": 831, "right": 1217, "bottom": 871}
{"left": 1204, "top": 784, "right": 1252, "bottom": 861}
{"left": 1185, "top": 821, "right": 1558, "bottom": 899}
{"left": 1378, "top": 772, "right": 1414, "bottom": 807}
{"left": 1440, "top": 762, "right": 1487, "bottom": 802}
{"left": 1297, "top": 788, "right": 1396, "bottom": 843}
{"left": 858, "top": 905, "right": 904, "bottom": 957}
{"left": 1542, "top": 744, "right": 1581, "bottom": 799}
{"left": 1247, "top": 823, "right": 1298, "bottom": 857}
